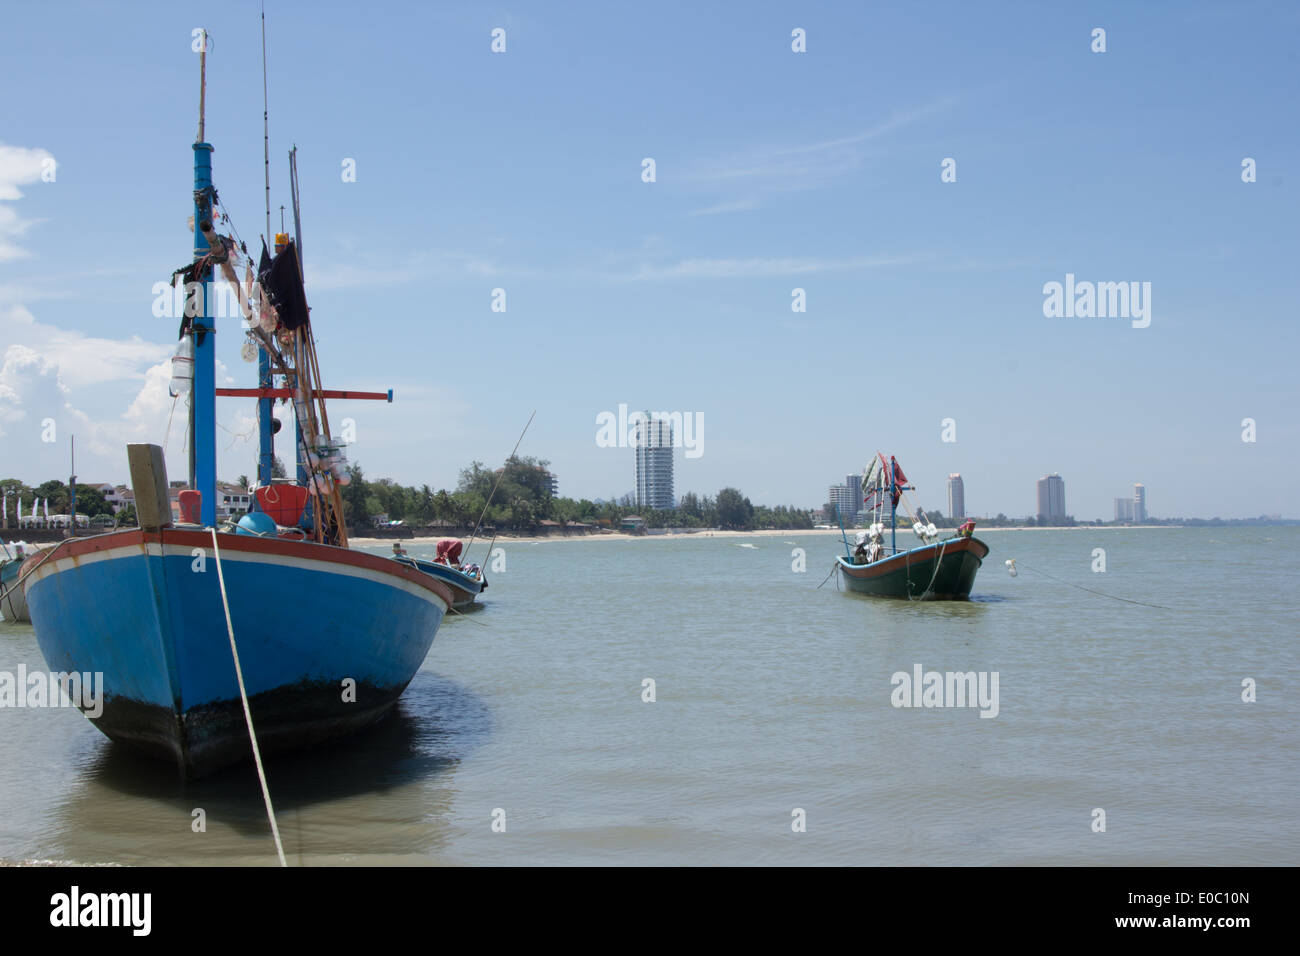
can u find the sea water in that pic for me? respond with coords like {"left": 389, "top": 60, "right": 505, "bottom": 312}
{"left": 0, "top": 527, "right": 1294, "bottom": 865}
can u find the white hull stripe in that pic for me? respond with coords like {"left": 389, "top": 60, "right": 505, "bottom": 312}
{"left": 28, "top": 542, "right": 448, "bottom": 613}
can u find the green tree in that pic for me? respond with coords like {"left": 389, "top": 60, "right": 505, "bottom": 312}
{"left": 70, "top": 484, "right": 114, "bottom": 518}
{"left": 34, "top": 480, "right": 68, "bottom": 513}
{"left": 716, "top": 487, "right": 754, "bottom": 529}
{"left": 340, "top": 463, "right": 375, "bottom": 527}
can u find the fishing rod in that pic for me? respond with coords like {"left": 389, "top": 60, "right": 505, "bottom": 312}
{"left": 465, "top": 410, "right": 536, "bottom": 560}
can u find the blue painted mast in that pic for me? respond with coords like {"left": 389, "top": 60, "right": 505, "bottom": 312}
{"left": 257, "top": 5, "right": 275, "bottom": 491}
{"left": 889, "top": 456, "right": 896, "bottom": 555}
{"left": 257, "top": 351, "right": 274, "bottom": 486}
{"left": 884, "top": 454, "right": 914, "bottom": 555}
{"left": 836, "top": 500, "right": 851, "bottom": 558}
{"left": 192, "top": 31, "right": 217, "bottom": 527}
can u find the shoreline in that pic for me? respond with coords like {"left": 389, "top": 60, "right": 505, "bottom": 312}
{"left": 348, "top": 525, "right": 1185, "bottom": 548}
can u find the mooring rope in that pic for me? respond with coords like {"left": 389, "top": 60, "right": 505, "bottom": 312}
{"left": 446, "top": 602, "right": 490, "bottom": 626}
{"left": 908, "top": 538, "right": 948, "bottom": 601}
{"left": 209, "top": 528, "right": 287, "bottom": 867}
{"left": 816, "top": 561, "right": 838, "bottom": 590}
{"left": 1014, "top": 560, "right": 1173, "bottom": 610}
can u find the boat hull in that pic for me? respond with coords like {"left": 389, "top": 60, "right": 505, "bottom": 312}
{"left": 23, "top": 528, "right": 453, "bottom": 777}
{"left": 836, "top": 536, "right": 989, "bottom": 600}
{"left": 397, "top": 556, "right": 486, "bottom": 609}
{"left": 1, "top": 558, "right": 31, "bottom": 622}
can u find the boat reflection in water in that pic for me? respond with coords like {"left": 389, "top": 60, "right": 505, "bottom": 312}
{"left": 51, "top": 671, "right": 490, "bottom": 865}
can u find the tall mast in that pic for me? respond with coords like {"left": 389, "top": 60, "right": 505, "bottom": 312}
{"left": 257, "top": 5, "right": 274, "bottom": 488}
{"left": 69, "top": 435, "right": 77, "bottom": 533}
{"left": 261, "top": 3, "right": 271, "bottom": 243}
{"left": 192, "top": 28, "right": 218, "bottom": 526}
{"left": 889, "top": 455, "right": 897, "bottom": 554}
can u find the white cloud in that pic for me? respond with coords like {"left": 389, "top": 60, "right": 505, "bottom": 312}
{"left": 0, "top": 303, "right": 170, "bottom": 389}
{"left": 0, "top": 144, "right": 54, "bottom": 201}
{"left": 685, "top": 96, "right": 959, "bottom": 190}
{"left": 0, "top": 143, "right": 55, "bottom": 261}
{"left": 0, "top": 344, "right": 69, "bottom": 441}
{"left": 689, "top": 198, "right": 760, "bottom": 217}
{"left": 0, "top": 302, "right": 262, "bottom": 486}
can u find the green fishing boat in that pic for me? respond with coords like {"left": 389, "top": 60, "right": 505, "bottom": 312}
{"left": 834, "top": 453, "right": 989, "bottom": 600}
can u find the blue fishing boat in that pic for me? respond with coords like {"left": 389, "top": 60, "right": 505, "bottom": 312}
{"left": 393, "top": 539, "right": 486, "bottom": 609}
{"left": 1, "top": 548, "right": 31, "bottom": 622}
{"left": 834, "top": 453, "right": 989, "bottom": 600}
{"left": 20, "top": 39, "right": 452, "bottom": 777}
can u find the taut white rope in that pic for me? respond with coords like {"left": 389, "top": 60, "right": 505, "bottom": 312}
{"left": 209, "top": 527, "right": 287, "bottom": 867}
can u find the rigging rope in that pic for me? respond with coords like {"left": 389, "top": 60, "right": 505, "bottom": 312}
{"left": 907, "top": 538, "right": 948, "bottom": 601}
{"left": 0, "top": 538, "right": 74, "bottom": 609}
{"left": 209, "top": 528, "right": 288, "bottom": 867}
{"left": 163, "top": 393, "right": 179, "bottom": 452}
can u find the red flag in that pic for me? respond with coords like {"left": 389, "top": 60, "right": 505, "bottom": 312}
{"left": 890, "top": 456, "right": 908, "bottom": 507}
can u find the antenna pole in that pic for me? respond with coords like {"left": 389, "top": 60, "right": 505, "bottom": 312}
{"left": 261, "top": 4, "right": 271, "bottom": 242}
{"left": 197, "top": 30, "right": 207, "bottom": 143}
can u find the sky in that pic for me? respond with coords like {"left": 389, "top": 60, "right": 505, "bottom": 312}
{"left": 1, "top": 0, "right": 1297, "bottom": 520}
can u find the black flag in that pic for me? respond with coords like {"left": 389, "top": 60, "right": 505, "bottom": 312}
{"left": 264, "top": 240, "right": 309, "bottom": 331}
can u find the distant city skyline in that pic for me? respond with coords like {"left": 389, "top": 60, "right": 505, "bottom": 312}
{"left": 948, "top": 473, "right": 965, "bottom": 520}
{"left": 1036, "top": 474, "right": 1066, "bottom": 523}
{"left": 634, "top": 415, "right": 674, "bottom": 510}
{"left": 827, "top": 475, "right": 859, "bottom": 524}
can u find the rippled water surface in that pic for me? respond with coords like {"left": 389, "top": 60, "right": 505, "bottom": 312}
{"left": 1, "top": 527, "right": 1295, "bottom": 865}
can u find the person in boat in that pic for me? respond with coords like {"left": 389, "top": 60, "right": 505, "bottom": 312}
{"left": 852, "top": 531, "right": 871, "bottom": 564}
{"left": 391, "top": 542, "right": 409, "bottom": 558}
{"left": 434, "top": 538, "right": 464, "bottom": 568}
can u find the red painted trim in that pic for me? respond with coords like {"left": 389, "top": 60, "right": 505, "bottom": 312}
{"left": 215, "top": 388, "right": 389, "bottom": 401}
{"left": 839, "top": 536, "right": 988, "bottom": 580}
{"left": 40, "top": 527, "right": 455, "bottom": 607}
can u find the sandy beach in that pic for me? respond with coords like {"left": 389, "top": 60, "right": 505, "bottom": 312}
{"left": 346, "top": 525, "right": 1168, "bottom": 549}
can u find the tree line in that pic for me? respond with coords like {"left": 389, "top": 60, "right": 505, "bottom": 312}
{"left": 0, "top": 478, "right": 122, "bottom": 522}
{"left": 337, "top": 457, "right": 814, "bottom": 532}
